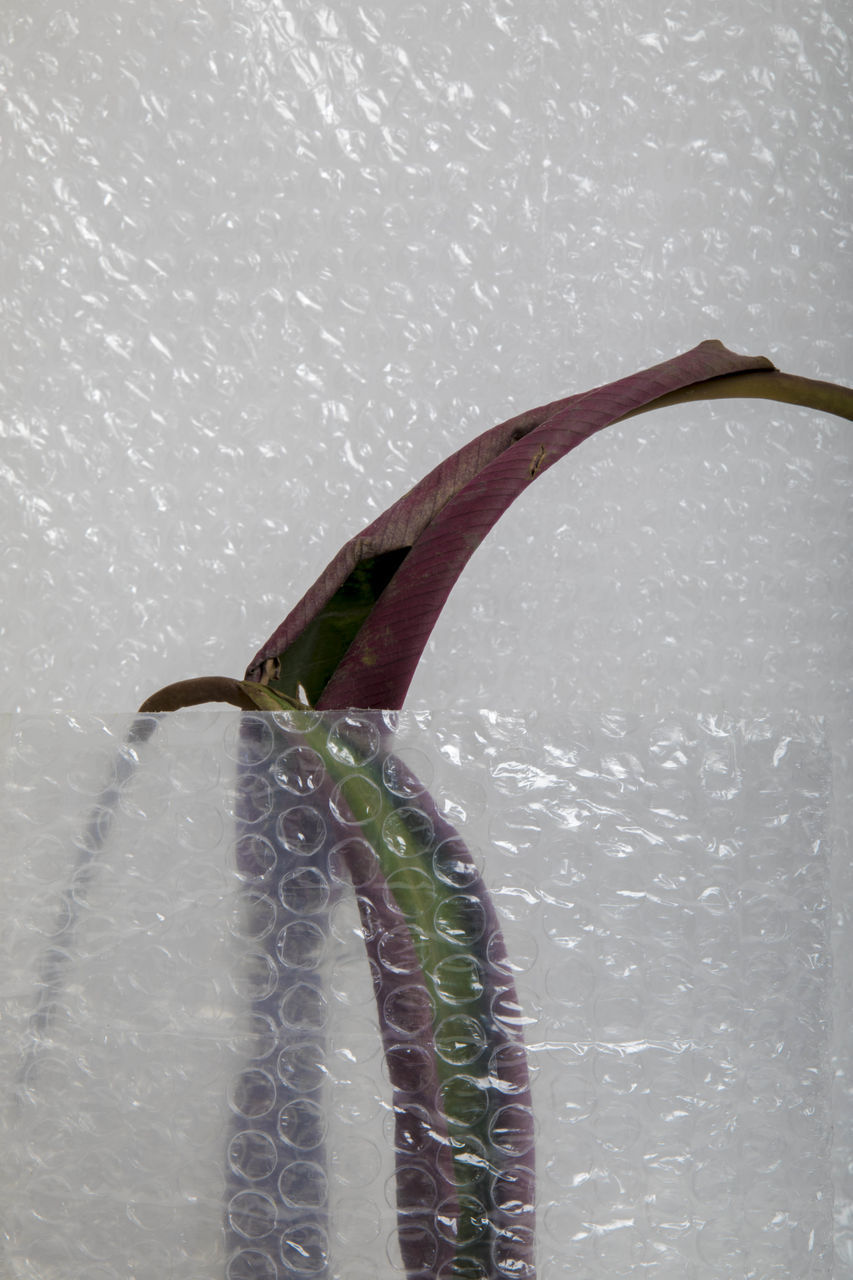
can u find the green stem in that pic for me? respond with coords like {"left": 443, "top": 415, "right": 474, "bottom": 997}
{"left": 281, "top": 710, "right": 518, "bottom": 1268}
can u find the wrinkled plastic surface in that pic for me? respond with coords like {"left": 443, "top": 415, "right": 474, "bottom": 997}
{"left": 2, "top": 0, "right": 850, "bottom": 1268}
{"left": 1, "top": 710, "right": 833, "bottom": 1277}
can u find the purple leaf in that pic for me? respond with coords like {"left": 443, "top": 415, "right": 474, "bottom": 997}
{"left": 246, "top": 341, "right": 774, "bottom": 709}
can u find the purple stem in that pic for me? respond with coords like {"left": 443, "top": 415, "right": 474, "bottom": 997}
{"left": 223, "top": 712, "right": 535, "bottom": 1279}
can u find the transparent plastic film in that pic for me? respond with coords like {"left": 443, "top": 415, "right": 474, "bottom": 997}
{"left": 1, "top": 710, "right": 833, "bottom": 1278}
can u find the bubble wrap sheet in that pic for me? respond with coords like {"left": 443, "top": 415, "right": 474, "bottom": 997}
{"left": 1, "top": 0, "right": 851, "bottom": 1272}
{"left": 0, "top": 710, "right": 833, "bottom": 1278}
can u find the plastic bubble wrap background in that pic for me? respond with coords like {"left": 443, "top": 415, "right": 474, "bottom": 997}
{"left": 0, "top": 710, "right": 833, "bottom": 1278}
{"left": 1, "top": 0, "right": 851, "bottom": 1271}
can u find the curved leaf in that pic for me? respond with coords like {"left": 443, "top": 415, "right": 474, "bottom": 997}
{"left": 321, "top": 355, "right": 853, "bottom": 709}
{"left": 246, "top": 341, "right": 780, "bottom": 708}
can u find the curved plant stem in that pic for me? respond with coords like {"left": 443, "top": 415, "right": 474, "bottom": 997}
{"left": 224, "top": 709, "right": 534, "bottom": 1278}
{"left": 621, "top": 367, "right": 853, "bottom": 422}
{"left": 138, "top": 677, "right": 262, "bottom": 712}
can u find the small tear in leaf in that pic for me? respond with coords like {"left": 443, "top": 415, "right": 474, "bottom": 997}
{"left": 529, "top": 444, "right": 547, "bottom": 478}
